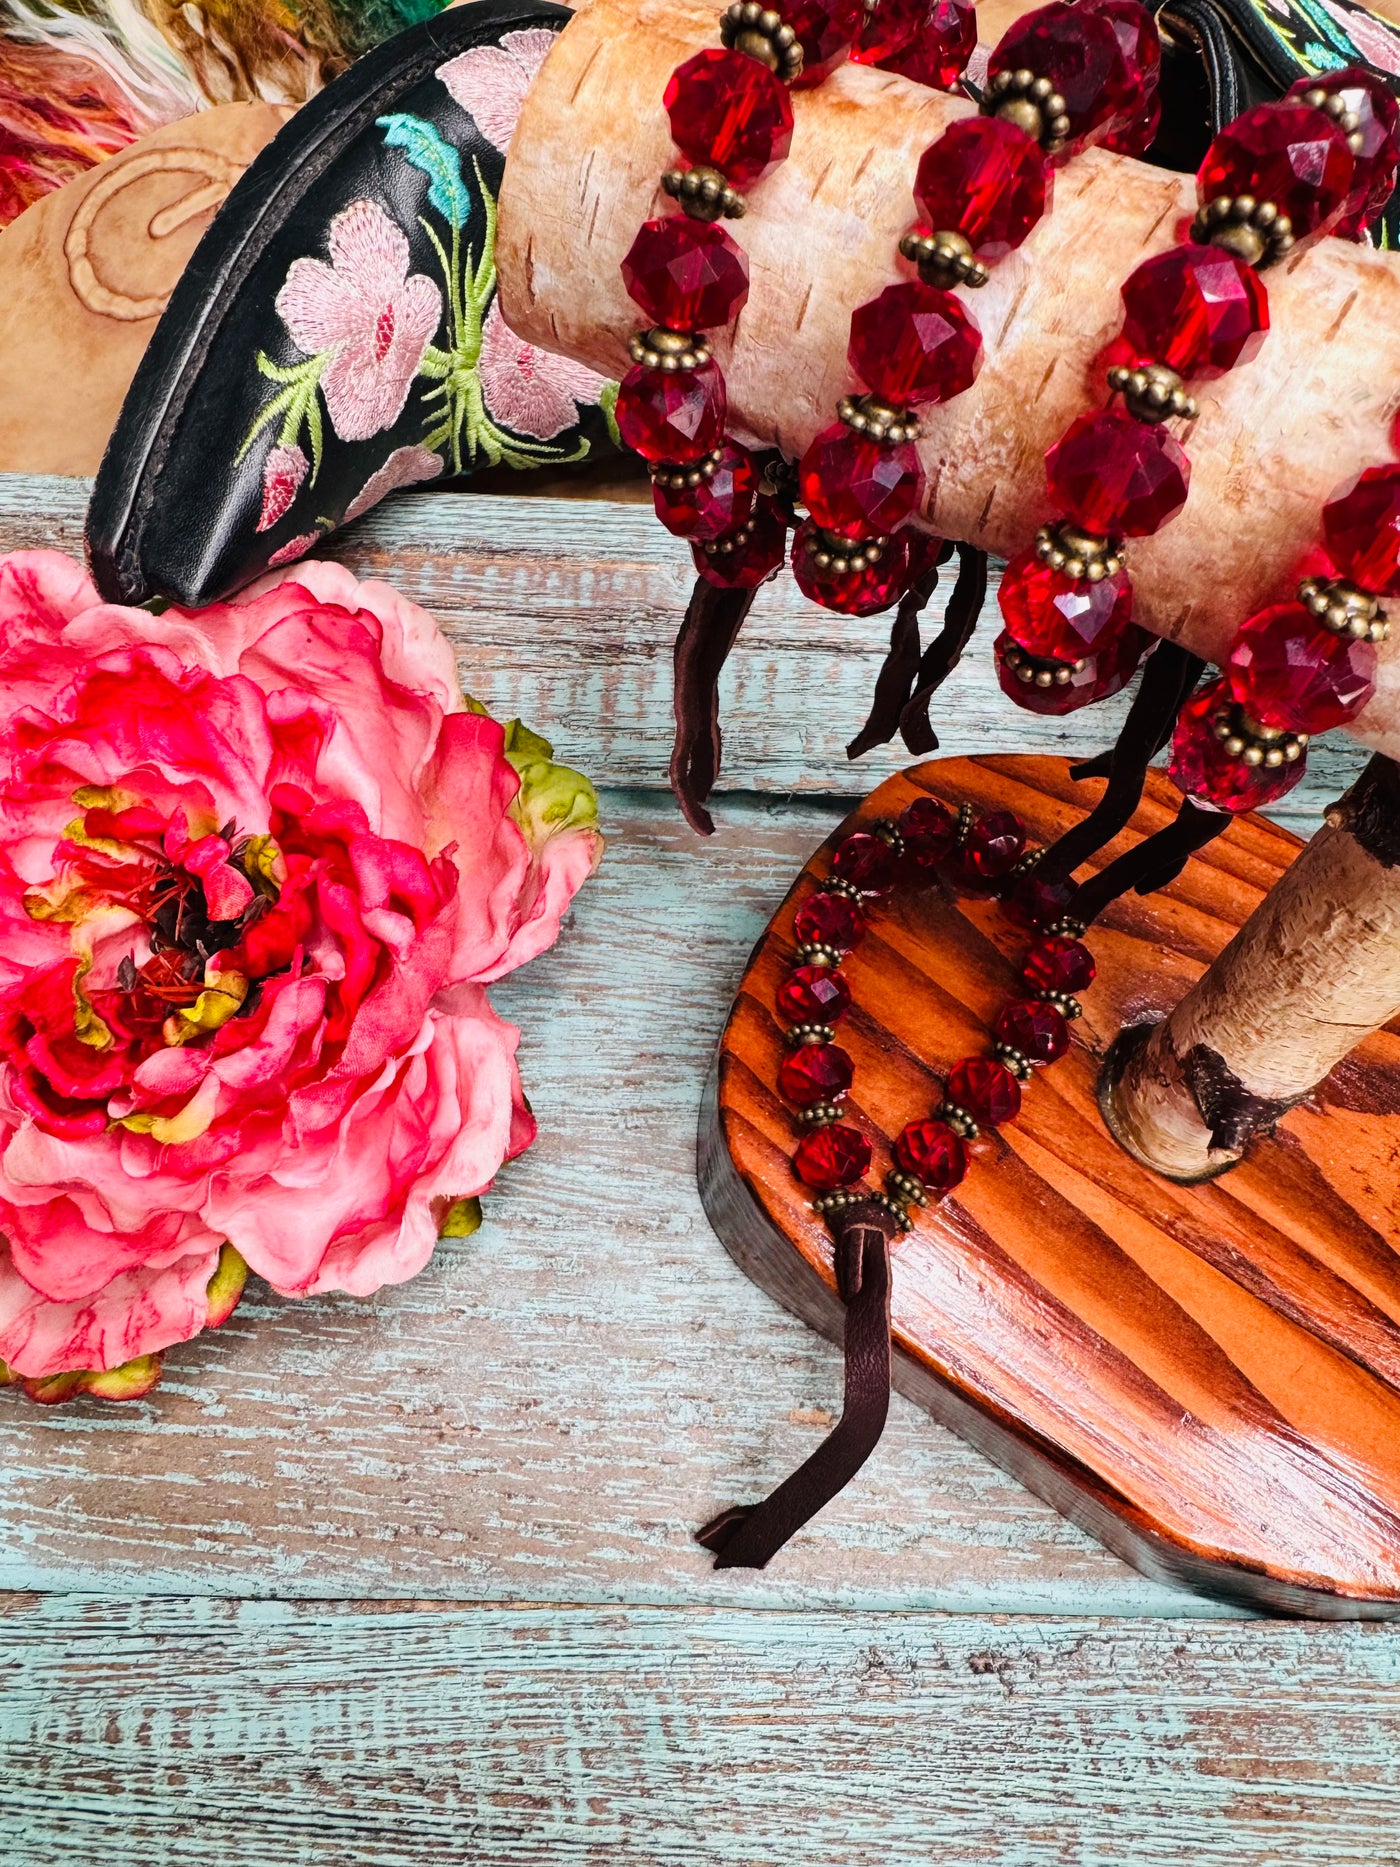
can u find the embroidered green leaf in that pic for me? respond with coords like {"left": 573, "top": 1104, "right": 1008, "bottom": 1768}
{"left": 378, "top": 113, "right": 471, "bottom": 227}
{"left": 598, "top": 381, "right": 621, "bottom": 450}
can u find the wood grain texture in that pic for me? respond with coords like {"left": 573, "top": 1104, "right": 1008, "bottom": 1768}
{"left": 5, "top": 1596, "right": 1400, "bottom": 1867}
{"left": 710, "top": 757, "right": 1400, "bottom": 1614}
{"left": 0, "top": 471, "right": 1370, "bottom": 809}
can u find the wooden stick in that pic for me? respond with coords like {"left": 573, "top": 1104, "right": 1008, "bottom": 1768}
{"left": 1101, "top": 755, "right": 1400, "bottom": 1180}
{"left": 497, "top": 0, "right": 1400, "bottom": 751}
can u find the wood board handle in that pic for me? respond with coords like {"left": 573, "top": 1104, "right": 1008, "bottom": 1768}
{"left": 497, "top": 0, "right": 1400, "bottom": 753}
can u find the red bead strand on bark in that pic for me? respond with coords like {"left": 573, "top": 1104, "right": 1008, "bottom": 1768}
{"left": 912, "top": 115, "right": 1049, "bottom": 263}
{"left": 664, "top": 48, "right": 794, "bottom": 189}
{"left": 1197, "top": 101, "right": 1355, "bottom": 248}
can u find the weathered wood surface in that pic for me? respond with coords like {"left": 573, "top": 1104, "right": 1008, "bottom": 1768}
{"left": 0, "top": 473, "right": 1369, "bottom": 809}
{"left": 710, "top": 757, "right": 1400, "bottom": 1614}
{"left": 6, "top": 1596, "right": 1400, "bottom": 1867}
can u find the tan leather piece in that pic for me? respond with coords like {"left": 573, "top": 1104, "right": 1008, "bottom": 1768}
{"left": 0, "top": 103, "right": 292, "bottom": 477}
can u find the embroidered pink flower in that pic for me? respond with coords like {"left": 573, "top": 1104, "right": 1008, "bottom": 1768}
{"left": 0, "top": 550, "right": 601, "bottom": 1389}
{"left": 257, "top": 444, "right": 309, "bottom": 532}
{"left": 1336, "top": 6, "right": 1400, "bottom": 76}
{"left": 437, "top": 26, "right": 556, "bottom": 152}
{"left": 276, "top": 199, "right": 441, "bottom": 442}
{"left": 344, "top": 444, "right": 444, "bottom": 523}
{"left": 478, "top": 300, "right": 608, "bottom": 441}
{"left": 268, "top": 530, "right": 322, "bottom": 567}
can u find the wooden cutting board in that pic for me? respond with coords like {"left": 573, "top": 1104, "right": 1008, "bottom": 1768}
{"left": 701, "top": 754, "right": 1400, "bottom": 1616}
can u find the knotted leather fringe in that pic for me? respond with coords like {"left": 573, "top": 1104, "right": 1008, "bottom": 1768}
{"left": 669, "top": 577, "right": 759, "bottom": 835}
{"left": 1073, "top": 795, "right": 1229, "bottom": 927}
{"left": 846, "top": 541, "right": 988, "bottom": 762}
{"left": 697, "top": 1199, "right": 897, "bottom": 1569}
{"left": 1037, "top": 642, "right": 1205, "bottom": 886}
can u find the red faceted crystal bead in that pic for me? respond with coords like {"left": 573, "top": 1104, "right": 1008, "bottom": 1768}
{"left": 1322, "top": 465, "right": 1400, "bottom": 596}
{"left": 1103, "top": 87, "right": 1160, "bottom": 158}
{"left": 792, "top": 522, "right": 912, "bottom": 616}
{"left": 620, "top": 217, "right": 749, "bottom": 331}
{"left": 693, "top": 496, "right": 789, "bottom": 589}
{"left": 779, "top": 1041, "right": 855, "bottom": 1105}
{"left": 833, "top": 830, "right": 898, "bottom": 893}
{"left": 860, "top": 0, "right": 977, "bottom": 91}
{"left": 988, "top": 2, "right": 1143, "bottom": 150}
{"left": 798, "top": 424, "right": 922, "bottom": 540}
{"left": 664, "top": 49, "right": 794, "bottom": 190}
{"left": 615, "top": 362, "right": 725, "bottom": 465}
{"left": 795, "top": 890, "right": 866, "bottom": 951}
{"left": 1119, "top": 243, "right": 1268, "bottom": 381}
{"left": 1168, "top": 680, "right": 1308, "bottom": 813}
{"left": 998, "top": 549, "right": 1133, "bottom": 659}
{"left": 996, "top": 624, "right": 1152, "bottom": 716}
{"left": 1287, "top": 68, "right": 1400, "bottom": 239}
{"left": 898, "top": 795, "right": 957, "bottom": 865}
{"left": 894, "top": 1118, "right": 968, "bottom": 1189}
{"left": 914, "top": 116, "right": 1048, "bottom": 263}
{"left": 1046, "top": 409, "right": 1190, "bottom": 537}
{"left": 786, "top": 0, "right": 865, "bottom": 88}
{"left": 1023, "top": 935, "right": 1096, "bottom": 995}
{"left": 995, "top": 998, "right": 1069, "bottom": 1065}
{"left": 793, "top": 1121, "right": 872, "bottom": 1189}
{"left": 1226, "top": 602, "right": 1375, "bottom": 735}
{"left": 848, "top": 281, "right": 982, "bottom": 407}
{"left": 1005, "top": 870, "right": 1079, "bottom": 931}
{"left": 966, "top": 810, "right": 1026, "bottom": 881}
{"left": 653, "top": 441, "right": 756, "bottom": 541}
{"left": 1078, "top": 0, "right": 1160, "bottom": 102}
{"left": 948, "top": 1055, "right": 1023, "bottom": 1127}
{"left": 1198, "top": 102, "right": 1354, "bottom": 246}
{"left": 777, "top": 964, "right": 852, "bottom": 1024}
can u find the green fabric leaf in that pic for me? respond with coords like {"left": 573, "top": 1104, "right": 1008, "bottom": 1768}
{"left": 377, "top": 113, "right": 471, "bottom": 226}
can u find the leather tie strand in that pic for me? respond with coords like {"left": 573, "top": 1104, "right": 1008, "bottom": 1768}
{"left": 696, "top": 1200, "right": 896, "bottom": 1570}
{"left": 670, "top": 577, "right": 758, "bottom": 835}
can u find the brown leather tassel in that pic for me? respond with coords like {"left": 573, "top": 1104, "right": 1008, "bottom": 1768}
{"left": 1073, "top": 797, "right": 1228, "bottom": 927}
{"left": 1037, "top": 643, "right": 1205, "bottom": 886}
{"left": 845, "top": 542, "right": 950, "bottom": 762}
{"left": 697, "top": 1200, "right": 897, "bottom": 1569}
{"left": 669, "top": 576, "right": 759, "bottom": 836}
{"left": 898, "top": 542, "right": 988, "bottom": 756}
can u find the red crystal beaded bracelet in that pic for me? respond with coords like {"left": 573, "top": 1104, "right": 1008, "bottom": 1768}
{"left": 777, "top": 793, "right": 1088, "bottom": 1216}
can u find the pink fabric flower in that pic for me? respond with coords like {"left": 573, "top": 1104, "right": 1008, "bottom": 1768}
{"left": 344, "top": 444, "right": 444, "bottom": 523}
{"left": 276, "top": 199, "right": 441, "bottom": 442}
{"left": 478, "top": 300, "right": 608, "bottom": 441}
{"left": 0, "top": 551, "right": 601, "bottom": 1381}
{"left": 257, "top": 445, "right": 308, "bottom": 532}
{"left": 437, "top": 26, "right": 556, "bottom": 152}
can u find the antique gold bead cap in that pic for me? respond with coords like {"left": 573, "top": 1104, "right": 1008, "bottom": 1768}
{"left": 628, "top": 326, "right": 712, "bottom": 371}
{"left": 1033, "top": 520, "right": 1125, "bottom": 583}
{"left": 1297, "top": 575, "right": 1389, "bottom": 643}
{"left": 719, "top": 2, "right": 803, "bottom": 81}
{"left": 1191, "top": 194, "right": 1294, "bottom": 268}
{"left": 806, "top": 527, "right": 890, "bottom": 575}
{"left": 650, "top": 450, "right": 722, "bottom": 490}
{"left": 1299, "top": 84, "right": 1365, "bottom": 152}
{"left": 982, "top": 68, "right": 1070, "bottom": 153}
{"left": 1210, "top": 701, "right": 1308, "bottom": 767}
{"left": 700, "top": 512, "right": 759, "bottom": 555}
{"left": 1106, "top": 362, "right": 1198, "bottom": 425}
{"left": 1001, "top": 641, "right": 1085, "bottom": 687}
{"left": 662, "top": 164, "right": 746, "bottom": 222}
{"left": 898, "top": 228, "right": 989, "bottom": 290}
{"left": 837, "top": 392, "right": 920, "bottom": 446}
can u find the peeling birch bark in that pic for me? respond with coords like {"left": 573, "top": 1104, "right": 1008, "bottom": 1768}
{"left": 498, "top": 0, "right": 1400, "bottom": 752}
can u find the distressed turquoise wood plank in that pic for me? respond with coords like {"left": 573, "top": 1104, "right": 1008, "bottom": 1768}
{"left": 4, "top": 1597, "right": 1400, "bottom": 1867}
{"left": 0, "top": 788, "right": 1246, "bottom": 1615}
{"left": 0, "top": 472, "right": 1371, "bottom": 809}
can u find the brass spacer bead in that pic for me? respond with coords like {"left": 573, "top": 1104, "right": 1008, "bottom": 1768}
{"left": 1297, "top": 575, "right": 1388, "bottom": 643}
{"left": 1046, "top": 915, "right": 1087, "bottom": 939}
{"left": 887, "top": 1168, "right": 929, "bottom": 1209}
{"left": 1032, "top": 987, "right": 1082, "bottom": 1020}
{"left": 1299, "top": 85, "right": 1363, "bottom": 144}
{"left": 1106, "top": 361, "right": 1198, "bottom": 425}
{"left": 898, "top": 227, "right": 989, "bottom": 290}
{"left": 1212, "top": 701, "right": 1309, "bottom": 768}
{"left": 837, "top": 392, "right": 920, "bottom": 446}
{"left": 784, "top": 1021, "right": 837, "bottom": 1048}
{"left": 937, "top": 1098, "right": 980, "bottom": 1140}
{"left": 794, "top": 941, "right": 842, "bottom": 968}
{"left": 1192, "top": 194, "right": 1294, "bottom": 268}
{"left": 719, "top": 2, "right": 804, "bottom": 81}
{"left": 700, "top": 514, "right": 758, "bottom": 556}
{"left": 870, "top": 1191, "right": 914, "bottom": 1231}
{"left": 650, "top": 449, "right": 722, "bottom": 491}
{"left": 795, "top": 1100, "right": 844, "bottom": 1127}
{"left": 806, "top": 526, "right": 889, "bottom": 576}
{"left": 982, "top": 66, "right": 1069, "bottom": 152}
{"left": 823, "top": 875, "right": 867, "bottom": 903}
{"left": 992, "top": 1042, "right": 1033, "bottom": 1081}
{"left": 812, "top": 1187, "right": 862, "bottom": 1215}
{"left": 628, "top": 327, "right": 712, "bottom": 372}
{"left": 872, "top": 818, "right": 905, "bottom": 856}
{"left": 1034, "top": 521, "right": 1125, "bottom": 581}
{"left": 1002, "top": 640, "right": 1083, "bottom": 686}
{"left": 953, "top": 802, "right": 975, "bottom": 850}
{"left": 661, "top": 164, "right": 747, "bottom": 222}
